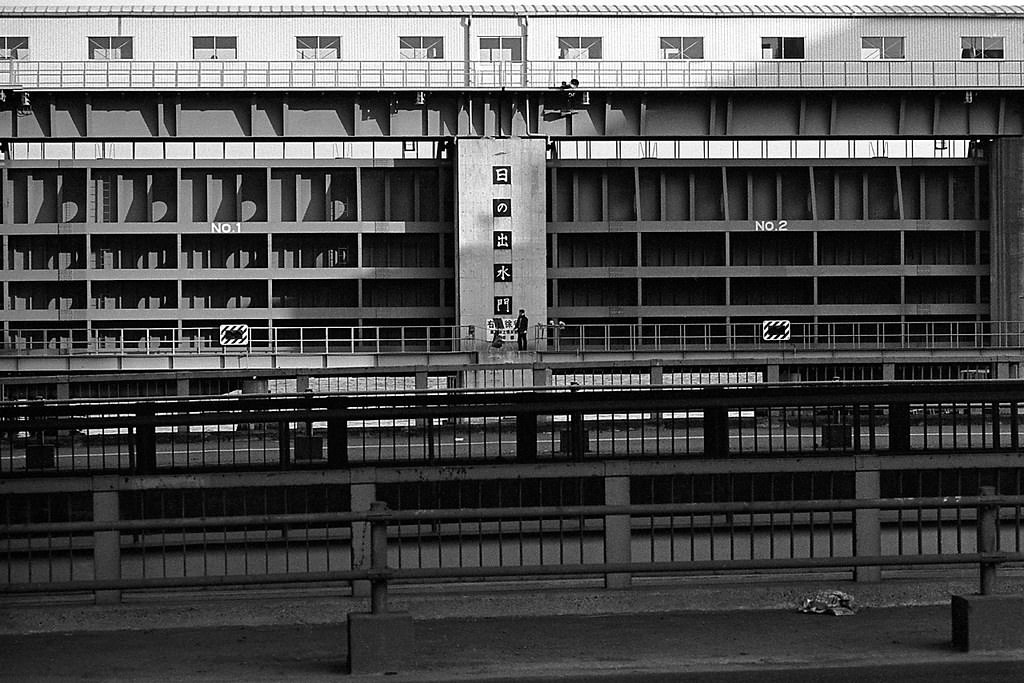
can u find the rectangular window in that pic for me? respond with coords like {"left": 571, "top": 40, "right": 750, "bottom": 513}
{"left": 961, "top": 36, "right": 1004, "bottom": 59}
{"left": 480, "top": 37, "right": 522, "bottom": 62}
{"left": 88, "top": 37, "right": 133, "bottom": 60}
{"left": 193, "top": 36, "right": 237, "bottom": 60}
{"left": 559, "top": 37, "right": 602, "bottom": 60}
{"left": 399, "top": 36, "right": 443, "bottom": 59}
{"left": 660, "top": 37, "right": 703, "bottom": 59}
{"left": 861, "top": 37, "right": 905, "bottom": 60}
{"left": 296, "top": 36, "right": 340, "bottom": 59}
{"left": 761, "top": 37, "right": 804, "bottom": 59}
{"left": 0, "top": 37, "right": 29, "bottom": 60}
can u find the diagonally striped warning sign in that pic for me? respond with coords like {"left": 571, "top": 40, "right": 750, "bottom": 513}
{"left": 219, "top": 324, "right": 250, "bottom": 347}
{"left": 761, "top": 319, "right": 792, "bottom": 342}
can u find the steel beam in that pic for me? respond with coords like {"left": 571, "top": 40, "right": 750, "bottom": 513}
{"left": 2, "top": 92, "right": 1021, "bottom": 139}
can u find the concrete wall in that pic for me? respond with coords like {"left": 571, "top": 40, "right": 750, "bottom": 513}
{"left": 455, "top": 138, "right": 547, "bottom": 343}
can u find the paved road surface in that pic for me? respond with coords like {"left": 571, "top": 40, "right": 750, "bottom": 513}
{"left": 3, "top": 603, "right": 1023, "bottom": 681}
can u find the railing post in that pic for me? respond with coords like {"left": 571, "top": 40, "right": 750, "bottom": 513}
{"left": 888, "top": 402, "right": 911, "bottom": 452}
{"left": 278, "top": 420, "right": 291, "bottom": 467}
{"left": 978, "top": 485, "right": 998, "bottom": 595}
{"left": 516, "top": 411, "right": 538, "bottom": 462}
{"left": 327, "top": 408, "right": 349, "bottom": 468}
{"left": 369, "top": 501, "right": 390, "bottom": 613}
{"left": 350, "top": 482, "right": 376, "bottom": 597}
{"left": 134, "top": 405, "right": 156, "bottom": 474}
{"left": 703, "top": 406, "right": 729, "bottom": 457}
{"left": 93, "top": 478, "right": 121, "bottom": 604}
{"left": 854, "top": 458, "right": 882, "bottom": 582}
{"left": 604, "top": 470, "right": 632, "bottom": 589}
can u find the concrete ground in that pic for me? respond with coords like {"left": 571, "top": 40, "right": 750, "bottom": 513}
{"left": 3, "top": 571, "right": 1024, "bottom": 681}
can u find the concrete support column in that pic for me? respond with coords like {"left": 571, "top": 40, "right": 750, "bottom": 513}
{"left": 604, "top": 471, "right": 631, "bottom": 589}
{"left": 765, "top": 364, "right": 780, "bottom": 383}
{"left": 93, "top": 480, "right": 122, "bottom": 604}
{"left": 295, "top": 374, "right": 310, "bottom": 393}
{"left": 350, "top": 481, "right": 376, "bottom": 597}
{"left": 854, "top": 458, "right": 882, "bottom": 583}
{"left": 882, "top": 363, "right": 895, "bottom": 381}
{"left": 531, "top": 365, "right": 550, "bottom": 387}
{"left": 455, "top": 138, "right": 547, "bottom": 342}
{"left": 988, "top": 138, "right": 1024, "bottom": 329}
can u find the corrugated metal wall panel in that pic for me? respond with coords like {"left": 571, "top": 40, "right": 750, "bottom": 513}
{"left": 3, "top": 14, "right": 1021, "bottom": 62}
{"left": 4, "top": 18, "right": 123, "bottom": 60}
{"left": 118, "top": 16, "right": 469, "bottom": 60}
{"left": 523, "top": 15, "right": 1021, "bottom": 61}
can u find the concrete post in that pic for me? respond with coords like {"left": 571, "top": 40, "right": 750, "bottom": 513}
{"left": 176, "top": 377, "right": 190, "bottom": 433}
{"left": 350, "top": 482, "right": 376, "bottom": 598}
{"left": 854, "top": 458, "right": 882, "bottom": 583}
{"left": 414, "top": 370, "right": 428, "bottom": 391}
{"left": 765, "top": 364, "right": 780, "bottom": 383}
{"left": 978, "top": 486, "right": 998, "bottom": 595}
{"left": 604, "top": 473, "right": 631, "bottom": 589}
{"left": 295, "top": 374, "right": 310, "bottom": 393}
{"left": 92, "top": 481, "right": 121, "bottom": 604}
{"left": 369, "top": 501, "right": 389, "bottom": 614}
{"left": 882, "top": 363, "right": 895, "bottom": 381}
{"left": 531, "top": 365, "right": 550, "bottom": 387}
{"left": 649, "top": 362, "right": 664, "bottom": 386}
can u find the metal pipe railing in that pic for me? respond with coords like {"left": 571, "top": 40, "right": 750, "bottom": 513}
{"left": 3, "top": 494, "right": 1021, "bottom": 599}
{"left": 5, "top": 59, "right": 1024, "bottom": 91}
{"left": 4, "top": 320, "right": 1020, "bottom": 357}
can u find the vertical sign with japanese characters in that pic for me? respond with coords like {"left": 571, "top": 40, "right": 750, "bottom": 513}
{"left": 456, "top": 138, "right": 547, "bottom": 353}
{"left": 492, "top": 165, "right": 513, "bottom": 318}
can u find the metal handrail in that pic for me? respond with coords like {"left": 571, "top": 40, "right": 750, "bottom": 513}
{"left": 537, "top": 320, "right": 1024, "bottom": 354}
{"left": 3, "top": 320, "right": 1022, "bottom": 356}
{"left": 6, "top": 495, "right": 1024, "bottom": 536}
{"left": 4, "top": 59, "right": 1023, "bottom": 90}
{"left": 3, "top": 494, "right": 1020, "bottom": 596}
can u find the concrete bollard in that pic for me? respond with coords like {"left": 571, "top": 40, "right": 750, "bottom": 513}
{"left": 346, "top": 501, "right": 415, "bottom": 675}
{"left": 950, "top": 487, "right": 1024, "bottom": 652}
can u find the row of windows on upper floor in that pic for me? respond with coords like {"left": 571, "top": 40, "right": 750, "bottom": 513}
{"left": 0, "top": 35, "right": 1009, "bottom": 61}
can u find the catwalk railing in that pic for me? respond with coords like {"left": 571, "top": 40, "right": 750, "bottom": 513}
{"left": 4, "top": 380, "right": 1024, "bottom": 475}
{"left": 4, "top": 59, "right": 1024, "bottom": 91}
{"left": 3, "top": 320, "right": 1022, "bottom": 357}
{"left": 3, "top": 493, "right": 1022, "bottom": 598}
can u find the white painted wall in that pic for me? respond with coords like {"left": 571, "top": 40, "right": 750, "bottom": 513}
{"left": 2, "top": 14, "right": 1020, "bottom": 62}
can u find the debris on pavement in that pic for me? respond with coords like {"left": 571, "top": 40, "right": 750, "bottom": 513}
{"left": 798, "top": 590, "right": 857, "bottom": 616}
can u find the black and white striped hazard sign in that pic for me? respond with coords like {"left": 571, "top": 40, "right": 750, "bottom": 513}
{"left": 219, "top": 324, "right": 250, "bottom": 346}
{"left": 761, "top": 319, "right": 791, "bottom": 342}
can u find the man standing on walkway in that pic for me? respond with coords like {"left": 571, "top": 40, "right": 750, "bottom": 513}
{"left": 515, "top": 309, "right": 529, "bottom": 351}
